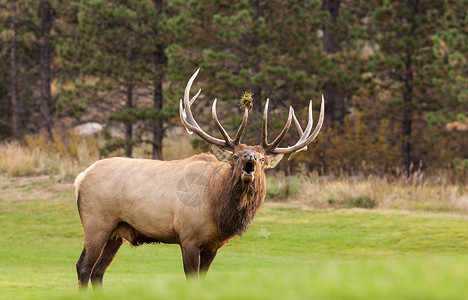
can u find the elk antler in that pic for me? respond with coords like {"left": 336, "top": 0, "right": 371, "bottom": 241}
{"left": 179, "top": 69, "right": 249, "bottom": 151}
{"left": 261, "top": 98, "right": 294, "bottom": 151}
{"left": 262, "top": 95, "right": 325, "bottom": 160}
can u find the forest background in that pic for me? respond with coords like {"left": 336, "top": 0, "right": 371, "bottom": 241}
{"left": 0, "top": 0, "right": 467, "bottom": 181}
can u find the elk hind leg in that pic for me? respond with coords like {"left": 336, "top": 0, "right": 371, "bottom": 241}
{"left": 76, "top": 231, "right": 111, "bottom": 289}
{"left": 90, "top": 236, "right": 123, "bottom": 288}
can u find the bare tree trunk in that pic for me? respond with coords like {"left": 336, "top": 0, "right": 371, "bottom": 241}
{"left": 401, "top": 0, "right": 418, "bottom": 176}
{"left": 39, "top": 1, "right": 54, "bottom": 141}
{"left": 152, "top": 0, "right": 166, "bottom": 160}
{"left": 152, "top": 49, "right": 165, "bottom": 160}
{"left": 322, "top": 0, "right": 340, "bottom": 53}
{"left": 250, "top": 0, "right": 266, "bottom": 116}
{"left": 125, "top": 42, "right": 133, "bottom": 158}
{"left": 323, "top": 86, "right": 345, "bottom": 127}
{"left": 125, "top": 82, "right": 133, "bottom": 158}
{"left": 321, "top": 0, "right": 346, "bottom": 129}
{"left": 10, "top": 0, "right": 19, "bottom": 140}
{"left": 402, "top": 50, "right": 413, "bottom": 176}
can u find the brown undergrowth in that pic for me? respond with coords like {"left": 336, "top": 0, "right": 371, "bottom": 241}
{"left": 267, "top": 171, "right": 468, "bottom": 213}
{"left": 1, "top": 138, "right": 467, "bottom": 214}
{"left": 0, "top": 132, "right": 97, "bottom": 179}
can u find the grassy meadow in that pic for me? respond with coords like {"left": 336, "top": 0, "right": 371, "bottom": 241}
{"left": 1, "top": 140, "right": 468, "bottom": 299}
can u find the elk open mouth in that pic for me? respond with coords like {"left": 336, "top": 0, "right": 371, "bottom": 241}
{"left": 241, "top": 160, "right": 255, "bottom": 182}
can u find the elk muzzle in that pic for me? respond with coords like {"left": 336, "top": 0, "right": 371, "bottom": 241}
{"left": 241, "top": 152, "right": 257, "bottom": 183}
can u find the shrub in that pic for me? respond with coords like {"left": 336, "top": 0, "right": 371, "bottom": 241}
{"left": 266, "top": 172, "right": 302, "bottom": 199}
{"left": 346, "top": 196, "right": 376, "bottom": 209}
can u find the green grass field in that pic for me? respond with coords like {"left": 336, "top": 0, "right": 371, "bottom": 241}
{"left": 2, "top": 180, "right": 468, "bottom": 299}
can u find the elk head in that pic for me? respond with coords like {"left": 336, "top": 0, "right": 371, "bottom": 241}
{"left": 179, "top": 69, "right": 325, "bottom": 180}
{"left": 211, "top": 144, "right": 278, "bottom": 185}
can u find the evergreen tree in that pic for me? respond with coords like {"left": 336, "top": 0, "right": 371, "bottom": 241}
{"left": 318, "top": 0, "right": 368, "bottom": 130}
{"left": 62, "top": 0, "right": 177, "bottom": 158}
{"left": 426, "top": 0, "right": 468, "bottom": 174}
{"left": 366, "top": 0, "right": 451, "bottom": 175}
{"left": 9, "top": 0, "right": 20, "bottom": 139}
{"left": 68, "top": 0, "right": 142, "bottom": 157}
{"left": 321, "top": 0, "right": 346, "bottom": 128}
{"left": 168, "top": 0, "right": 324, "bottom": 149}
{"left": 0, "top": 0, "right": 78, "bottom": 140}
{"left": 38, "top": 0, "right": 54, "bottom": 140}
{"left": 130, "top": 0, "right": 176, "bottom": 160}
{"left": 430, "top": 0, "right": 467, "bottom": 113}
{"left": 0, "top": 0, "right": 41, "bottom": 138}
{"left": 0, "top": 0, "right": 11, "bottom": 138}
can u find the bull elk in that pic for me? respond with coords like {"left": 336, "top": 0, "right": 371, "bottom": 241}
{"left": 75, "top": 69, "right": 324, "bottom": 289}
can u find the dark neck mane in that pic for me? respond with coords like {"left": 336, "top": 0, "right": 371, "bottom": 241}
{"left": 210, "top": 166, "right": 266, "bottom": 239}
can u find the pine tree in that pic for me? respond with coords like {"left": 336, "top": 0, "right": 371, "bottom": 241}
{"left": 68, "top": 0, "right": 142, "bottom": 157}
{"left": 62, "top": 0, "right": 178, "bottom": 158}
{"left": 9, "top": 0, "right": 20, "bottom": 139}
{"left": 129, "top": 0, "right": 176, "bottom": 160}
{"left": 426, "top": 0, "right": 468, "bottom": 175}
{"left": 0, "top": 0, "right": 42, "bottom": 138}
{"left": 0, "top": 1, "right": 10, "bottom": 138}
{"left": 431, "top": 0, "right": 467, "bottom": 112}
{"left": 366, "top": 0, "right": 451, "bottom": 175}
{"left": 321, "top": 0, "right": 346, "bottom": 128}
{"left": 38, "top": 0, "right": 54, "bottom": 140}
{"left": 0, "top": 0, "right": 28, "bottom": 138}
{"left": 168, "top": 0, "right": 324, "bottom": 149}
{"left": 318, "top": 0, "right": 369, "bottom": 131}
{"left": 0, "top": 0, "right": 78, "bottom": 140}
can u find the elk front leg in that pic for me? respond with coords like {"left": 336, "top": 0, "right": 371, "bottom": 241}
{"left": 180, "top": 243, "right": 200, "bottom": 278}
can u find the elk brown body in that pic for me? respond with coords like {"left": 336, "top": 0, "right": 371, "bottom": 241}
{"left": 75, "top": 69, "right": 324, "bottom": 289}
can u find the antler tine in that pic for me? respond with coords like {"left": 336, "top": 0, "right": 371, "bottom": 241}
{"left": 269, "top": 95, "right": 325, "bottom": 155}
{"left": 262, "top": 100, "right": 294, "bottom": 152}
{"left": 298, "top": 100, "right": 314, "bottom": 143}
{"left": 179, "top": 99, "right": 192, "bottom": 135}
{"left": 284, "top": 100, "right": 314, "bottom": 160}
{"left": 234, "top": 107, "right": 249, "bottom": 144}
{"left": 287, "top": 110, "right": 307, "bottom": 161}
{"left": 212, "top": 99, "right": 236, "bottom": 148}
{"left": 179, "top": 69, "right": 230, "bottom": 148}
{"left": 292, "top": 110, "right": 304, "bottom": 136}
{"left": 183, "top": 69, "right": 200, "bottom": 127}
{"left": 265, "top": 106, "right": 294, "bottom": 152}
{"left": 190, "top": 89, "right": 201, "bottom": 106}
{"left": 179, "top": 88, "right": 202, "bottom": 134}
{"left": 180, "top": 100, "right": 227, "bottom": 148}
{"left": 261, "top": 98, "right": 270, "bottom": 148}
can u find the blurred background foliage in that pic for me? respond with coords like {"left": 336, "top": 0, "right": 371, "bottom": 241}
{"left": 0, "top": 0, "right": 466, "bottom": 180}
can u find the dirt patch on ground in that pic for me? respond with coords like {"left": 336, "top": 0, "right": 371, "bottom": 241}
{"left": 0, "top": 175, "right": 75, "bottom": 204}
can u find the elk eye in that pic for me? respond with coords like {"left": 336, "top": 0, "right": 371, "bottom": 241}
{"left": 260, "top": 157, "right": 265, "bottom": 162}
{"left": 233, "top": 154, "right": 239, "bottom": 160}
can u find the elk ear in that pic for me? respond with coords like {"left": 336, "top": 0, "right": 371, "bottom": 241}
{"left": 265, "top": 154, "right": 284, "bottom": 169}
{"left": 211, "top": 145, "right": 233, "bottom": 163}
